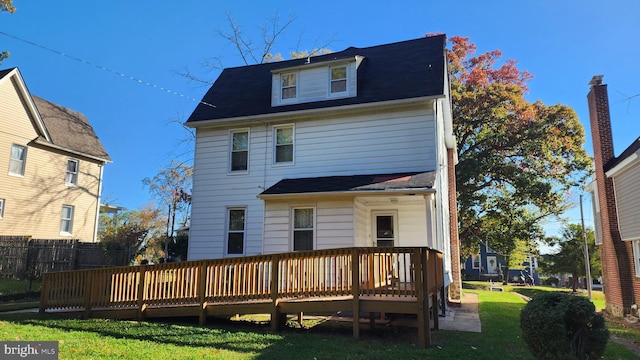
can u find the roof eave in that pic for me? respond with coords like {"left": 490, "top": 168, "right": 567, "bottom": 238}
{"left": 33, "top": 138, "right": 112, "bottom": 164}
{"left": 185, "top": 95, "right": 444, "bottom": 129}
{"left": 257, "top": 188, "right": 436, "bottom": 200}
{"left": 605, "top": 151, "right": 639, "bottom": 177}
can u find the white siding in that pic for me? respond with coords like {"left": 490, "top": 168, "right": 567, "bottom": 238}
{"left": 271, "top": 62, "right": 357, "bottom": 106}
{"left": 188, "top": 103, "right": 437, "bottom": 260}
{"left": 613, "top": 161, "right": 640, "bottom": 241}
{"left": 354, "top": 200, "right": 368, "bottom": 246}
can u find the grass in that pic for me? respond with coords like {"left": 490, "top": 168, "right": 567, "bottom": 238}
{"left": 0, "top": 280, "right": 636, "bottom": 358}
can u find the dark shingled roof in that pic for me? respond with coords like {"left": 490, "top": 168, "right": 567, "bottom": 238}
{"left": 187, "top": 35, "right": 446, "bottom": 123}
{"left": 260, "top": 172, "right": 435, "bottom": 196}
{"left": 605, "top": 137, "right": 640, "bottom": 172}
{"left": 32, "top": 96, "right": 111, "bottom": 162}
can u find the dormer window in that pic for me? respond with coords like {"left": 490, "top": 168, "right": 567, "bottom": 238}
{"left": 271, "top": 56, "right": 361, "bottom": 107}
{"left": 330, "top": 66, "right": 347, "bottom": 94}
{"left": 281, "top": 73, "right": 297, "bottom": 100}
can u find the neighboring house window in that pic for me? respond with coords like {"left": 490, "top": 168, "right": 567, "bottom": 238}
{"left": 281, "top": 73, "right": 297, "bottom": 100}
{"left": 293, "top": 207, "right": 314, "bottom": 251}
{"left": 230, "top": 130, "right": 249, "bottom": 172}
{"left": 9, "top": 144, "right": 27, "bottom": 176}
{"left": 274, "top": 125, "right": 294, "bottom": 164}
{"left": 472, "top": 254, "right": 480, "bottom": 269}
{"left": 0, "top": 198, "right": 4, "bottom": 219}
{"left": 330, "top": 66, "right": 347, "bottom": 94}
{"left": 65, "top": 159, "right": 79, "bottom": 186}
{"left": 227, "top": 208, "right": 246, "bottom": 255}
{"left": 633, "top": 240, "right": 640, "bottom": 277}
{"left": 60, "top": 205, "right": 74, "bottom": 234}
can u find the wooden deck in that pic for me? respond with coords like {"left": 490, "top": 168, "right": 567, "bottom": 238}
{"left": 39, "top": 247, "right": 445, "bottom": 348}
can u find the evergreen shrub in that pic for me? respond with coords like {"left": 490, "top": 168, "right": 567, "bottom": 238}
{"left": 520, "top": 292, "right": 609, "bottom": 359}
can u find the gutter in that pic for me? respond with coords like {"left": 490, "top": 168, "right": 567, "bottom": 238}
{"left": 185, "top": 95, "right": 445, "bottom": 129}
{"left": 257, "top": 187, "right": 436, "bottom": 200}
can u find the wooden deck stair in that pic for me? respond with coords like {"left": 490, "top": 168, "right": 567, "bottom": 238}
{"left": 39, "top": 247, "right": 445, "bottom": 348}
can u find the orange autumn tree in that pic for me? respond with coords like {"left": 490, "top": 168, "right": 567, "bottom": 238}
{"left": 447, "top": 36, "right": 591, "bottom": 271}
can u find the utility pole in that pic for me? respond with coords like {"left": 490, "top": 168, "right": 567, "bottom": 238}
{"left": 580, "top": 194, "right": 593, "bottom": 299}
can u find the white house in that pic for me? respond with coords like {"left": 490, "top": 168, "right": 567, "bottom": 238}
{"left": 185, "top": 35, "right": 462, "bottom": 300}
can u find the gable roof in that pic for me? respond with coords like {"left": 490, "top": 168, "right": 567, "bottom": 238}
{"left": 187, "top": 35, "right": 447, "bottom": 124}
{"left": 258, "top": 171, "right": 435, "bottom": 198}
{"left": 1, "top": 68, "right": 111, "bottom": 163}
{"left": 32, "top": 96, "right": 112, "bottom": 162}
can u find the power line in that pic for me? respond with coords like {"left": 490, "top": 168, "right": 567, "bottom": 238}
{"left": 0, "top": 31, "right": 215, "bottom": 108}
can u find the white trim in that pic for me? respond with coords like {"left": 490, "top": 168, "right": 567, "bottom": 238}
{"left": 606, "top": 150, "right": 639, "bottom": 177}
{"left": 472, "top": 254, "right": 480, "bottom": 269}
{"left": 60, "top": 204, "right": 74, "bottom": 235}
{"left": 225, "top": 207, "right": 247, "bottom": 256}
{"left": 32, "top": 138, "right": 111, "bottom": 163}
{"left": 65, "top": 158, "right": 79, "bottom": 186}
{"left": 280, "top": 72, "right": 298, "bottom": 103}
{"left": 272, "top": 124, "right": 295, "bottom": 165}
{"left": 329, "top": 65, "right": 348, "bottom": 97}
{"left": 0, "top": 198, "right": 4, "bottom": 219}
{"left": 228, "top": 128, "right": 250, "bottom": 174}
{"left": 270, "top": 57, "right": 358, "bottom": 73}
{"left": 185, "top": 96, "right": 443, "bottom": 129}
{"left": 8, "top": 144, "right": 27, "bottom": 177}
{"left": 372, "top": 210, "right": 398, "bottom": 247}
{"left": 258, "top": 188, "right": 435, "bottom": 200}
{"left": 632, "top": 240, "right": 640, "bottom": 277}
{"left": 291, "top": 205, "right": 316, "bottom": 251}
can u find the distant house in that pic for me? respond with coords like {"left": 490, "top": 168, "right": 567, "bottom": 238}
{"left": 185, "top": 35, "right": 463, "bottom": 301}
{"left": 0, "top": 68, "right": 111, "bottom": 242}
{"left": 587, "top": 75, "right": 640, "bottom": 316}
{"left": 462, "top": 242, "right": 539, "bottom": 284}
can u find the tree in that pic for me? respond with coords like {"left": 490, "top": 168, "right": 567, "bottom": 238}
{"left": 540, "top": 223, "right": 600, "bottom": 292}
{"left": 98, "top": 204, "right": 165, "bottom": 262}
{"left": 0, "top": 0, "right": 15, "bottom": 64}
{"left": 448, "top": 36, "right": 592, "bottom": 261}
{"left": 142, "top": 161, "right": 192, "bottom": 260}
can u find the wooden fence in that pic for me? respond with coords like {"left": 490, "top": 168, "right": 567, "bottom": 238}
{"left": 40, "top": 247, "right": 445, "bottom": 348}
{"left": 0, "top": 236, "right": 130, "bottom": 279}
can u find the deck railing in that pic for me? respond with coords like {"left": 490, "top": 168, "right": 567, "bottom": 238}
{"left": 40, "top": 247, "right": 444, "bottom": 347}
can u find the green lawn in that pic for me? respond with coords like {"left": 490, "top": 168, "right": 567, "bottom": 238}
{"left": 0, "top": 288, "right": 636, "bottom": 359}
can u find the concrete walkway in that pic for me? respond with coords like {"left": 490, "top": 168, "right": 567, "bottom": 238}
{"left": 439, "top": 292, "right": 481, "bottom": 332}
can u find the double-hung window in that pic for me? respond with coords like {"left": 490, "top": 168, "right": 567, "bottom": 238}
{"left": 227, "top": 208, "right": 246, "bottom": 255}
{"left": 60, "top": 205, "right": 74, "bottom": 235}
{"left": 65, "top": 159, "right": 79, "bottom": 186}
{"left": 274, "top": 125, "right": 294, "bottom": 164}
{"left": 0, "top": 198, "right": 4, "bottom": 219}
{"left": 293, "top": 207, "right": 314, "bottom": 251}
{"left": 9, "top": 144, "right": 26, "bottom": 176}
{"left": 230, "top": 130, "right": 249, "bottom": 172}
{"left": 472, "top": 255, "right": 480, "bottom": 269}
{"left": 330, "top": 66, "right": 347, "bottom": 94}
{"left": 281, "top": 73, "right": 297, "bottom": 100}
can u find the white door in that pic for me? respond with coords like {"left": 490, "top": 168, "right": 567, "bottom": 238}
{"left": 373, "top": 211, "right": 397, "bottom": 247}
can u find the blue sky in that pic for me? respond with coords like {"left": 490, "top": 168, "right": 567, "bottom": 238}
{"left": 2, "top": 1, "right": 638, "bottom": 247}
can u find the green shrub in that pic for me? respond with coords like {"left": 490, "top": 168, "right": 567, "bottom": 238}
{"left": 520, "top": 292, "right": 609, "bottom": 359}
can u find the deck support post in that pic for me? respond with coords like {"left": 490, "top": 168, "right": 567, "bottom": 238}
{"left": 415, "top": 248, "right": 431, "bottom": 348}
{"left": 137, "top": 264, "right": 147, "bottom": 321}
{"left": 270, "top": 254, "right": 281, "bottom": 332}
{"left": 198, "top": 263, "right": 207, "bottom": 326}
{"left": 351, "top": 248, "right": 360, "bottom": 339}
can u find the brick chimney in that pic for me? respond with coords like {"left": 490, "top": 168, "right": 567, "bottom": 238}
{"left": 587, "top": 75, "right": 633, "bottom": 316}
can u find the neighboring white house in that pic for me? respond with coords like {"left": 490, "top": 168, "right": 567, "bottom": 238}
{"left": 185, "top": 35, "right": 462, "bottom": 300}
